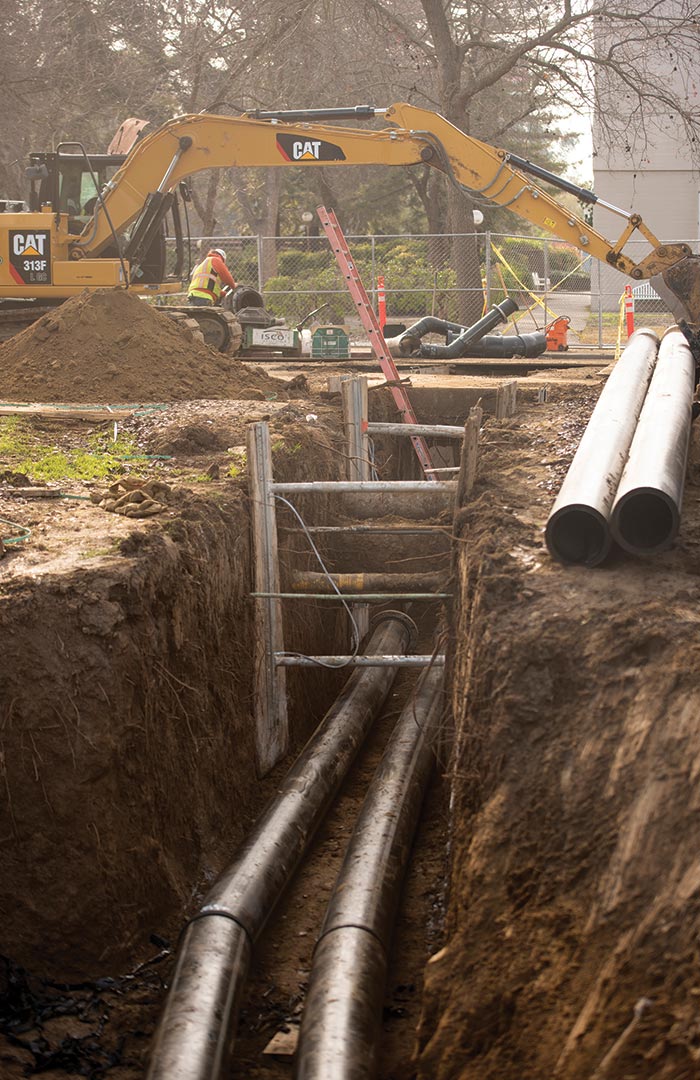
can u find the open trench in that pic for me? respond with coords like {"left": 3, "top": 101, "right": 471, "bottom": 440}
{"left": 0, "top": 383, "right": 453, "bottom": 1079}
{"left": 2, "top": 355, "right": 699, "bottom": 1079}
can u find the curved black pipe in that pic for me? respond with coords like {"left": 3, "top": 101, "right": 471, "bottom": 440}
{"left": 419, "top": 298, "right": 518, "bottom": 358}
{"left": 445, "top": 331, "right": 546, "bottom": 358}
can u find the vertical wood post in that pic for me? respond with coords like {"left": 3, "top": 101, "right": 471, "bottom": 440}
{"left": 455, "top": 404, "right": 483, "bottom": 508}
{"left": 341, "top": 378, "right": 371, "bottom": 640}
{"left": 247, "top": 421, "right": 288, "bottom": 775}
{"left": 341, "top": 377, "right": 370, "bottom": 481}
{"left": 495, "top": 379, "right": 518, "bottom": 419}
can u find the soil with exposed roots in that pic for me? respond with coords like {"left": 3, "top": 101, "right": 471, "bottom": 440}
{"left": 416, "top": 390, "right": 700, "bottom": 1079}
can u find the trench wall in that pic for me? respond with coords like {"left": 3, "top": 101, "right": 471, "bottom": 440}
{"left": 416, "top": 407, "right": 700, "bottom": 1079}
{"left": 0, "top": 427, "right": 345, "bottom": 979}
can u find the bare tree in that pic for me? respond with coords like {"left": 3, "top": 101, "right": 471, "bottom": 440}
{"left": 346, "top": 0, "right": 700, "bottom": 316}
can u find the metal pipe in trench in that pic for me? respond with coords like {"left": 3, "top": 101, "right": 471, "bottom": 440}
{"left": 146, "top": 611, "right": 416, "bottom": 1080}
{"left": 290, "top": 570, "right": 445, "bottom": 593}
{"left": 545, "top": 328, "right": 659, "bottom": 567}
{"left": 294, "top": 664, "right": 444, "bottom": 1080}
{"left": 610, "top": 328, "right": 695, "bottom": 555}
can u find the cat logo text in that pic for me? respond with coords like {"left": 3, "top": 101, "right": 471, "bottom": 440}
{"left": 276, "top": 134, "right": 346, "bottom": 162}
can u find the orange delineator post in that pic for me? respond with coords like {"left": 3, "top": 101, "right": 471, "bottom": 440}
{"left": 624, "top": 284, "right": 635, "bottom": 337}
{"left": 377, "top": 274, "right": 387, "bottom": 330}
{"left": 317, "top": 206, "right": 436, "bottom": 480}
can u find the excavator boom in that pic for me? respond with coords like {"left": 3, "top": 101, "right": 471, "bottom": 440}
{"left": 3, "top": 101, "right": 700, "bottom": 347}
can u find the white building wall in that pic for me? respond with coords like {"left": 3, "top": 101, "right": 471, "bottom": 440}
{"left": 592, "top": 17, "right": 700, "bottom": 307}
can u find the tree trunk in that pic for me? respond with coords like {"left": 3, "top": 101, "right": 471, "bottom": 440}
{"left": 191, "top": 171, "right": 222, "bottom": 236}
{"left": 259, "top": 169, "right": 282, "bottom": 284}
{"left": 447, "top": 189, "right": 483, "bottom": 324}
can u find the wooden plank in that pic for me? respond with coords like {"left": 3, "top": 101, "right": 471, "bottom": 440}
{"left": 247, "top": 421, "right": 289, "bottom": 776}
{"left": 263, "top": 1025, "right": 299, "bottom": 1058}
{"left": 0, "top": 404, "right": 141, "bottom": 421}
{"left": 455, "top": 404, "right": 483, "bottom": 507}
{"left": 341, "top": 377, "right": 371, "bottom": 640}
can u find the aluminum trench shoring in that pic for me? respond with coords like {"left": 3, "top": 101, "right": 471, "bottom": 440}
{"left": 317, "top": 205, "right": 436, "bottom": 479}
{"left": 275, "top": 653, "right": 445, "bottom": 667}
{"left": 248, "top": 415, "right": 453, "bottom": 773}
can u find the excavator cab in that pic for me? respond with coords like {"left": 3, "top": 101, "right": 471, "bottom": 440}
{"left": 26, "top": 153, "right": 125, "bottom": 230}
{"left": 24, "top": 151, "right": 188, "bottom": 283}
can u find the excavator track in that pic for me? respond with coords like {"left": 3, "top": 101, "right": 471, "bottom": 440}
{"left": 161, "top": 309, "right": 206, "bottom": 345}
{"left": 165, "top": 306, "right": 242, "bottom": 355}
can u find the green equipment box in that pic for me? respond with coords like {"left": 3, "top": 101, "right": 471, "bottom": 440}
{"left": 311, "top": 325, "right": 350, "bottom": 358}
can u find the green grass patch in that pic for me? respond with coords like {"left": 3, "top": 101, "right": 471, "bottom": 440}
{"left": 0, "top": 418, "right": 142, "bottom": 482}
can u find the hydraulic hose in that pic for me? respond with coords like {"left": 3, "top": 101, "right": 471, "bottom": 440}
{"left": 545, "top": 328, "right": 659, "bottom": 566}
{"left": 294, "top": 664, "right": 444, "bottom": 1080}
{"left": 146, "top": 611, "right": 416, "bottom": 1080}
{"left": 611, "top": 328, "right": 695, "bottom": 555}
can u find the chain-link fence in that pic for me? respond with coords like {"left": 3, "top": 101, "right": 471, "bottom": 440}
{"left": 168, "top": 232, "right": 694, "bottom": 346}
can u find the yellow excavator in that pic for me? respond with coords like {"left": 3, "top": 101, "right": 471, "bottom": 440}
{"left": 1, "top": 102, "right": 699, "bottom": 356}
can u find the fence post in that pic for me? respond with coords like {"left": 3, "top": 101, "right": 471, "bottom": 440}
{"left": 597, "top": 259, "right": 603, "bottom": 349}
{"left": 485, "top": 232, "right": 492, "bottom": 308}
{"left": 256, "top": 234, "right": 264, "bottom": 293}
{"left": 370, "top": 235, "right": 377, "bottom": 309}
{"left": 543, "top": 238, "right": 550, "bottom": 327}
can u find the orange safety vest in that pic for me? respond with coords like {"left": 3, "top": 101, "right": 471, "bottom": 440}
{"left": 188, "top": 256, "right": 223, "bottom": 302}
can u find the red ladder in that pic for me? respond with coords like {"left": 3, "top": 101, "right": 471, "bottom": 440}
{"left": 317, "top": 206, "right": 436, "bottom": 479}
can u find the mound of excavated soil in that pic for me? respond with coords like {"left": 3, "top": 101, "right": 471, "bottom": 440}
{"left": 0, "top": 289, "right": 286, "bottom": 403}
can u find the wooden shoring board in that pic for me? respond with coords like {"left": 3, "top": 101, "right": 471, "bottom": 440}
{"left": 0, "top": 404, "right": 145, "bottom": 421}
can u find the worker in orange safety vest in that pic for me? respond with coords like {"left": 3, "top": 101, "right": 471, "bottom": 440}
{"left": 187, "top": 247, "right": 236, "bottom": 305}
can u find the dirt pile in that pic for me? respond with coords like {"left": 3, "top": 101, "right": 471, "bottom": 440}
{"left": 417, "top": 396, "right": 700, "bottom": 1079}
{"left": 0, "top": 289, "right": 287, "bottom": 403}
